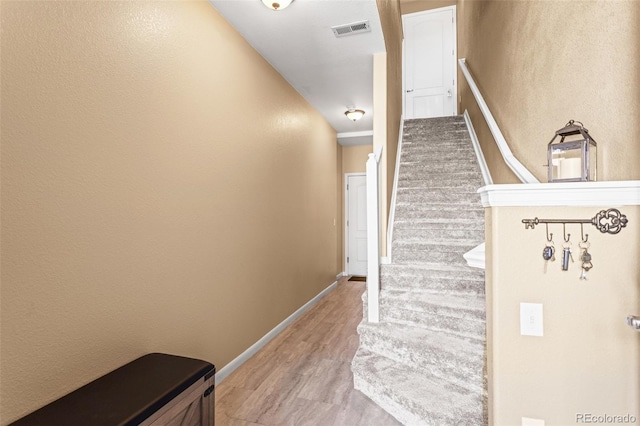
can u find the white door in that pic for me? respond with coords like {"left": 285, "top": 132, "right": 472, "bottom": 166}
{"left": 403, "top": 6, "right": 457, "bottom": 119}
{"left": 346, "top": 174, "right": 367, "bottom": 276}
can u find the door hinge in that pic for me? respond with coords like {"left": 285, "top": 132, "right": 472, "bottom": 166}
{"left": 347, "top": 184, "right": 349, "bottom": 190}
{"left": 347, "top": 220, "right": 349, "bottom": 227}
{"left": 347, "top": 257, "right": 350, "bottom": 263}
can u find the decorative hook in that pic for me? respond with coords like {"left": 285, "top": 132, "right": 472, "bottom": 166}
{"left": 580, "top": 223, "right": 588, "bottom": 243}
{"left": 563, "top": 223, "right": 571, "bottom": 243}
{"left": 546, "top": 223, "right": 553, "bottom": 242}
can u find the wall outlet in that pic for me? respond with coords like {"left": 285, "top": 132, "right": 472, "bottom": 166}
{"left": 520, "top": 303, "right": 543, "bottom": 336}
{"left": 522, "top": 417, "right": 545, "bottom": 426}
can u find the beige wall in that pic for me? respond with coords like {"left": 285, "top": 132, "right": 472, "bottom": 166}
{"left": 0, "top": 1, "right": 339, "bottom": 423}
{"left": 459, "top": 0, "right": 640, "bottom": 183}
{"left": 487, "top": 205, "right": 640, "bottom": 425}
{"left": 401, "top": 0, "right": 456, "bottom": 15}
{"left": 342, "top": 144, "right": 373, "bottom": 174}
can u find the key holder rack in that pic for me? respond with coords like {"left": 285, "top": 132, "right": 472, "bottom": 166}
{"left": 522, "top": 208, "right": 628, "bottom": 235}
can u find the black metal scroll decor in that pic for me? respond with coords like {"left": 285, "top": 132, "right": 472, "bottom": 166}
{"left": 522, "top": 208, "right": 629, "bottom": 235}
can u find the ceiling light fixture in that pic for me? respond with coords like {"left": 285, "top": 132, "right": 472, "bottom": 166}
{"left": 261, "top": 0, "right": 293, "bottom": 11}
{"left": 345, "top": 108, "right": 365, "bottom": 122}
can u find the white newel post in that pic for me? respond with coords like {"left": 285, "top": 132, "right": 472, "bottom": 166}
{"left": 366, "top": 151, "right": 381, "bottom": 323}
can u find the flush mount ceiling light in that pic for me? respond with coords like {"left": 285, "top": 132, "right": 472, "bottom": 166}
{"left": 261, "top": 0, "right": 293, "bottom": 11}
{"left": 344, "top": 108, "right": 365, "bottom": 122}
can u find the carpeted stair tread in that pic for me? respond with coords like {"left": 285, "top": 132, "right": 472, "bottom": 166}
{"left": 357, "top": 321, "right": 484, "bottom": 386}
{"left": 352, "top": 348, "right": 484, "bottom": 426}
{"left": 392, "top": 207, "right": 484, "bottom": 221}
{"left": 393, "top": 227, "right": 484, "bottom": 243}
{"left": 393, "top": 219, "right": 483, "bottom": 230}
{"left": 381, "top": 261, "right": 485, "bottom": 278}
{"left": 378, "top": 291, "right": 485, "bottom": 337}
{"left": 380, "top": 265, "right": 484, "bottom": 296}
{"left": 396, "top": 189, "right": 482, "bottom": 206}
{"left": 381, "top": 290, "right": 485, "bottom": 316}
{"left": 392, "top": 241, "right": 478, "bottom": 265}
{"left": 398, "top": 176, "right": 477, "bottom": 189}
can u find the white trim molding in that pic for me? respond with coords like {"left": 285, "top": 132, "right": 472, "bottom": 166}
{"left": 479, "top": 181, "right": 640, "bottom": 207}
{"left": 463, "top": 243, "right": 486, "bottom": 269}
{"left": 215, "top": 280, "right": 338, "bottom": 385}
{"left": 386, "top": 115, "right": 404, "bottom": 260}
{"left": 337, "top": 130, "right": 374, "bottom": 139}
{"left": 458, "top": 58, "right": 539, "bottom": 184}
{"left": 366, "top": 146, "right": 383, "bottom": 323}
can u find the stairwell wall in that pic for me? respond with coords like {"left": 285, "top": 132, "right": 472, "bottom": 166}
{"left": 458, "top": 0, "right": 640, "bottom": 184}
{"left": 0, "top": 1, "right": 339, "bottom": 423}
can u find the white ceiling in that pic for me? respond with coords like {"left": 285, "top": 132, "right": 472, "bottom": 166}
{"left": 208, "top": 0, "right": 385, "bottom": 146}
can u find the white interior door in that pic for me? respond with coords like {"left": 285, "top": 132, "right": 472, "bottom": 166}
{"left": 403, "top": 6, "right": 457, "bottom": 119}
{"left": 346, "top": 174, "right": 367, "bottom": 276}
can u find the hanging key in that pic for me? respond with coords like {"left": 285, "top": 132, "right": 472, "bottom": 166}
{"left": 561, "top": 243, "right": 574, "bottom": 271}
{"left": 579, "top": 241, "right": 592, "bottom": 280}
{"left": 542, "top": 244, "right": 555, "bottom": 273}
{"left": 579, "top": 247, "right": 592, "bottom": 280}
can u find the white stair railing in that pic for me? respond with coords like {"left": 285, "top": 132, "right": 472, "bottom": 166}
{"left": 458, "top": 58, "right": 539, "bottom": 184}
{"left": 366, "top": 146, "right": 383, "bottom": 322}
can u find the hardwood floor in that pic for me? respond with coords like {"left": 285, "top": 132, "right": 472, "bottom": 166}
{"left": 215, "top": 277, "right": 401, "bottom": 426}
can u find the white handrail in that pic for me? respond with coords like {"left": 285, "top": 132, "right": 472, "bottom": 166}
{"left": 366, "top": 146, "right": 383, "bottom": 322}
{"left": 458, "top": 58, "right": 539, "bottom": 184}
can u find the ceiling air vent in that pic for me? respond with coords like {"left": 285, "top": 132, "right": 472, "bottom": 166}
{"left": 331, "top": 20, "right": 371, "bottom": 38}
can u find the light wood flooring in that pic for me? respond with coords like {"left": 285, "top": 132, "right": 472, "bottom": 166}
{"left": 215, "top": 277, "right": 401, "bottom": 426}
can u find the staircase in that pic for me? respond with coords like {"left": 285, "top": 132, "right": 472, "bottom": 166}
{"left": 352, "top": 116, "right": 487, "bottom": 425}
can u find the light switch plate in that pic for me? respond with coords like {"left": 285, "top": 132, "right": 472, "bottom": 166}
{"left": 522, "top": 417, "right": 545, "bottom": 426}
{"left": 520, "top": 303, "right": 543, "bottom": 336}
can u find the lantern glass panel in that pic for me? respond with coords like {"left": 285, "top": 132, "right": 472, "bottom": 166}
{"left": 549, "top": 140, "right": 584, "bottom": 182}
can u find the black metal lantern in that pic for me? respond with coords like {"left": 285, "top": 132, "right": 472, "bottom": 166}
{"left": 547, "top": 120, "right": 597, "bottom": 183}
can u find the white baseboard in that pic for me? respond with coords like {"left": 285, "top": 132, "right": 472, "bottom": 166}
{"left": 380, "top": 256, "right": 391, "bottom": 265}
{"left": 336, "top": 272, "right": 346, "bottom": 280}
{"left": 214, "top": 280, "right": 338, "bottom": 385}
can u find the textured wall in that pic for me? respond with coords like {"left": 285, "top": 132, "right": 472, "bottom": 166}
{"left": 343, "top": 145, "right": 374, "bottom": 174}
{"left": 0, "top": 1, "right": 339, "bottom": 423}
{"left": 459, "top": 0, "right": 640, "bottom": 183}
{"left": 486, "top": 205, "right": 640, "bottom": 424}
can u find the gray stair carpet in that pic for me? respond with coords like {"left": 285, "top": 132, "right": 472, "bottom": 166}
{"left": 352, "top": 116, "right": 487, "bottom": 426}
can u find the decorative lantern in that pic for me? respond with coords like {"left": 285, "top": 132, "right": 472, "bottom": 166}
{"left": 547, "top": 120, "right": 597, "bottom": 183}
